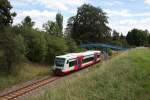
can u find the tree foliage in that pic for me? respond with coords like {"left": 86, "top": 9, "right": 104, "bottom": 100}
{"left": 17, "top": 27, "right": 47, "bottom": 62}
{"left": 66, "top": 4, "right": 111, "bottom": 44}
{"left": 43, "top": 13, "right": 63, "bottom": 36}
{"left": 21, "top": 16, "right": 35, "bottom": 28}
{"left": 56, "top": 13, "right": 63, "bottom": 34}
{"left": 45, "top": 35, "right": 68, "bottom": 64}
{"left": 112, "top": 30, "right": 120, "bottom": 40}
{"left": 0, "top": 0, "right": 16, "bottom": 29}
{"left": 0, "top": 27, "right": 25, "bottom": 72}
{"left": 65, "top": 38, "right": 78, "bottom": 52}
{"left": 126, "top": 29, "right": 149, "bottom": 46}
{"left": 4, "top": 0, "right": 150, "bottom": 75}
{"left": 43, "top": 21, "right": 59, "bottom": 36}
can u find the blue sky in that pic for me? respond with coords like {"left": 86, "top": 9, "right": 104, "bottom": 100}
{"left": 10, "top": 0, "right": 150, "bottom": 35}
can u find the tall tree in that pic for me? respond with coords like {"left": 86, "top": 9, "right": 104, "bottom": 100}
{"left": 0, "top": 27, "right": 26, "bottom": 72}
{"left": 126, "top": 29, "right": 148, "bottom": 46}
{"left": 65, "top": 16, "right": 75, "bottom": 37}
{"left": 120, "top": 33, "right": 124, "bottom": 39}
{"left": 43, "top": 21, "right": 59, "bottom": 36}
{"left": 56, "top": 13, "right": 63, "bottom": 34}
{"left": 112, "top": 30, "right": 120, "bottom": 40}
{"left": 66, "top": 4, "right": 111, "bottom": 44}
{"left": 0, "top": 0, "right": 16, "bottom": 29}
{"left": 21, "top": 16, "right": 35, "bottom": 28}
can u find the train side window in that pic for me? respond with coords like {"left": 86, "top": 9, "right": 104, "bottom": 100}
{"left": 82, "top": 57, "right": 94, "bottom": 63}
{"left": 67, "top": 60, "right": 69, "bottom": 64}
{"left": 97, "top": 54, "right": 100, "bottom": 58}
{"left": 69, "top": 60, "right": 76, "bottom": 67}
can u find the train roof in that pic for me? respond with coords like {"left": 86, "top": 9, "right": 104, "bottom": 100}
{"left": 56, "top": 50, "right": 101, "bottom": 59}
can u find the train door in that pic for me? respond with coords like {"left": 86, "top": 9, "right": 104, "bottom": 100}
{"left": 77, "top": 56, "right": 83, "bottom": 69}
{"left": 94, "top": 53, "right": 97, "bottom": 62}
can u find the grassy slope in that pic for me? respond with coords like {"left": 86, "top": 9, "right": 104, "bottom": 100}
{"left": 35, "top": 48, "right": 150, "bottom": 100}
{"left": 0, "top": 63, "right": 50, "bottom": 90}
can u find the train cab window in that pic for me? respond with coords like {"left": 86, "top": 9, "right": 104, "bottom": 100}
{"left": 55, "top": 58, "right": 65, "bottom": 67}
{"left": 69, "top": 60, "right": 76, "bottom": 67}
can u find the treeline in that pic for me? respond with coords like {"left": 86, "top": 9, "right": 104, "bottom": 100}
{"left": 0, "top": 0, "right": 150, "bottom": 73}
{"left": 0, "top": 16, "right": 78, "bottom": 72}
{"left": 66, "top": 4, "right": 127, "bottom": 46}
{"left": 0, "top": 0, "right": 78, "bottom": 73}
{"left": 65, "top": 4, "right": 150, "bottom": 47}
{"left": 126, "top": 29, "right": 150, "bottom": 46}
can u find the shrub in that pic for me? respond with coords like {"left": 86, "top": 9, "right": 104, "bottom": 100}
{"left": 14, "top": 26, "right": 47, "bottom": 63}
{"left": 107, "top": 48, "right": 112, "bottom": 56}
{"left": 45, "top": 34, "right": 68, "bottom": 64}
{"left": 110, "top": 40, "right": 129, "bottom": 47}
{"left": 0, "top": 27, "right": 26, "bottom": 73}
{"left": 65, "top": 38, "right": 78, "bottom": 52}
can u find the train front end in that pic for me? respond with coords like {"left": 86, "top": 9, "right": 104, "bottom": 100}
{"left": 53, "top": 57, "right": 67, "bottom": 75}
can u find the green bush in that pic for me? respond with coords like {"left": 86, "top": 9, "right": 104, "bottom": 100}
{"left": 107, "top": 48, "right": 112, "bottom": 56}
{"left": 14, "top": 27, "right": 47, "bottom": 63}
{"left": 0, "top": 25, "right": 79, "bottom": 70}
{"left": 110, "top": 40, "right": 129, "bottom": 47}
{"left": 65, "top": 38, "right": 78, "bottom": 52}
{"left": 0, "top": 27, "right": 26, "bottom": 73}
{"left": 45, "top": 35, "right": 68, "bottom": 64}
{"left": 35, "top": 48, "right": 150, "bottom": 100}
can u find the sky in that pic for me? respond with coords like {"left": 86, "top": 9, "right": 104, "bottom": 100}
{"left": 10, "top": 0, "right": 150, "bottom": 35}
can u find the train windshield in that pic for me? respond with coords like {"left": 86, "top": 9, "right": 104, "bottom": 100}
{"left": 55, "top": 58, "right": 66, "bottom": 67}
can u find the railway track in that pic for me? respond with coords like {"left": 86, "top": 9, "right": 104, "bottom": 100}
{"left": 0, "top": 76, "right": 60, "bottom": 100}
{"left": 0, "top": 55, "right": 105, "bottom": 100}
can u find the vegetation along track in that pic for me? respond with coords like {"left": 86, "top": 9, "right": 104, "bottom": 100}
{"left": 0, "top": 54, "right": 106, "bottom": 100}
{"left": 0, "top": 76, "right": 60, "bottom": 100}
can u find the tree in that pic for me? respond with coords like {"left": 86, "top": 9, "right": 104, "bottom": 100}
{"left": 43, "top": 21, "right": 59, "bottom": 36}
{"left": 13, "top": 25, "right": 47, "bottom": 63}
{"left": 21, "top": 16, "right": 35, "bottom": 28}
{"left": 148, "top": 35, "right": 150, "bottom": 46}
{"left": 126, "top": 29, "right": 148, "bottom": 46}
{"left": 45, "top": 35, "right": 68, "bottom": 64}
{"left": 112, "top": 30, "right": 120, "bottom": 40}
{"left": 65, "top": 38, "right": 77, "bottom": 52}
{"left": 120, "top": 33, "right": 124, "bottom": 39}
{"left": 65, "top": 16, "right": 75, "bottom": 37}
{"left": 66, "top": 4, "right": 111, "bottom": 44}
{"left": 19, "top": 27, "right": 47, "bottom": 62}
{"left": 0, "top": 0, "right": 16, "bottom": 29}
{"left": 56, "top": 13, "right": 63, "bottom": 35}
{"left": 0, "top": 27, "right": 26, "bottom": 72}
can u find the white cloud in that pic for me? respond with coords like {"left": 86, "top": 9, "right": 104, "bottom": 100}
{"left": 144, "top": 0, "right": 150, "bottom": 5}
{"left": 40, "top": 0, "right": 87, "bottom": 11}
{"left": 13, "top": 10, "right": 57, "bottom": 29}
{"left": 109, "top": 18, "right": 150, "bottom": 35}
{"left": 119, "top": 19, "right": 138, "bottom": 25}
{"left": 105, "top": 9, "right": 150, "bottom": 17}
{"left": 10, "top": 0, "right": 150, "bottom": 34}
{"left": 11, "top": 0, "right": 86, "bottom": 11}
{"left": 103, "top": 0, "right": 123, "bottom": 6}
{"left": 129, "top": 0, "right": 137, "bottom": 1}
{"left": 19, "top": 10, "right": 56, "bottom": 18}
{"left": 104, "top": 8, "right": 150, "bottom": 34}
{"left": 41, "top": 0, "right": 68, "bottom": 10}
{"left": 11, "top": 0, "right": 86, "bottom": 29}
{"left": 105, "top": 9, "right": 132, "bottom": 17}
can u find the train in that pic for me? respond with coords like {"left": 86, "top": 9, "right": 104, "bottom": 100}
{"left": 53, "top": 50, "right": 102, "bottom": 75}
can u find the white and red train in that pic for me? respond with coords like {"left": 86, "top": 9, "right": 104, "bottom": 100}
{"left": 53, "top": 50, "right": 102, "bottom": 75}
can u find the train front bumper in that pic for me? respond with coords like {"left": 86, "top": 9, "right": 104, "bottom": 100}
{"left": 53, "top": 69, "right": 64, "bottom": 75}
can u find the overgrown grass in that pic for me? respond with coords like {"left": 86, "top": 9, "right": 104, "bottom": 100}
{"left": 0, "top": 63, "right": 50, "bottom": 90}
{"left": 35, "top": 47, "right": 150, "bottom": 100}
